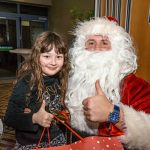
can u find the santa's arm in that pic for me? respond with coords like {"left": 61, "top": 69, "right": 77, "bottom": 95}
{"left": 118, "top": 74, "right": 150, "bottom": 149}
{"left": 119, "top": 104, "right": 150, "bottom": 150}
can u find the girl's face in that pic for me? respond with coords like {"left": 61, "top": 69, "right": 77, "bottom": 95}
{"left": 39, "top": 48, "right": 64, "bottom": 76}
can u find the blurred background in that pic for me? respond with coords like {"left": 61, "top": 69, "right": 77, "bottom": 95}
{"left": 0, "top": 0, "right": 150, "bottom": 149}
{"left": 0, "top": 0, "right": 149, "bottom": 82}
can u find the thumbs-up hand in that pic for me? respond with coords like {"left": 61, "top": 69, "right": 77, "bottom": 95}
{"left": 82, "top": 80, "right": 113, "bottom": 123}
{"left": 32, "top": 100, "right": 54, "bottom": 127}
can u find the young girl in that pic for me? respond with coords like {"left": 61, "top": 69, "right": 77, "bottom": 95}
{"left": 4, "top": 31, "right": 70, "bottom": 149}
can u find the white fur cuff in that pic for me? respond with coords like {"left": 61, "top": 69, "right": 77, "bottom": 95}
{"left": 119, "top": 104, "right": 150, "bottom": 150}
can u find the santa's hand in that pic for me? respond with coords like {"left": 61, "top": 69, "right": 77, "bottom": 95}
{"left": 32, "top": 100, "right": 54, "bottom": 127}
{"left": 82, "top": 80, "right": 113, "bottom": 123}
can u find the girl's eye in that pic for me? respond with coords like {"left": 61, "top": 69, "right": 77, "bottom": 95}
{"left": 44, "top": 55, "right": 50, "bottom": 58}
{"left": 57, "top": 55, "right": 63, "bottom": 59}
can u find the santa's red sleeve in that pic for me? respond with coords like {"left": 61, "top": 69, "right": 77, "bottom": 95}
{"left": 121, "top": 73, "right": 150, "bottom": 112}
{"left": 119, "top": 73, "right": 150, "bottom": 149}
{"left": 98, "top": 73, "right": 150, "bottom": 149}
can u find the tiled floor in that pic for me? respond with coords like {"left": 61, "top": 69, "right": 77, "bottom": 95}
{"left": 0, "top": 81, "right": 16, "bottom": 150}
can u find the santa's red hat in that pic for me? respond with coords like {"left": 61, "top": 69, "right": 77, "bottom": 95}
{"left": 105, "top": 16, "right": 118, "bottom": 23}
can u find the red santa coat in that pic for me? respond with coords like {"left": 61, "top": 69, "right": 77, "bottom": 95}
{"left": 99, "top": 73, "right": 150, "bottom": 149}
{"left": 121, "top": 73, "right": 150, "bottom": 113}
{"left": 99, "top": 73, "right": 150, "bottom": 134}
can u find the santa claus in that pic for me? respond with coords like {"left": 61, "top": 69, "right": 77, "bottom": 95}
{"left": 65, "top": 17, "right": 150, "bottom": 150}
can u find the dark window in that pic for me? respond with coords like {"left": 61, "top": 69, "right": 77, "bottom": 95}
{"left": 20, "top": 4, "right": 48, "bottom": 16}
{"left": 0, "top": 2, "right": 17, "bottom": 13}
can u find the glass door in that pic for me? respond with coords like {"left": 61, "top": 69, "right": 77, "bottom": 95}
{"left": 0, "top": 18, "right": 17, "bottom": 78}
{"left": 21, "top": 20, "right": 47, "bottom": 48}
{"left": 0, "top": 2, "right": 48, "bottom": 79}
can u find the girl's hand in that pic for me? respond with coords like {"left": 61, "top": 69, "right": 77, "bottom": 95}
{"left": 32, "top": 100, "right": 54, "bottom": 127}
{"left": 24, "top": 108, "right": 31, "bottom": 113}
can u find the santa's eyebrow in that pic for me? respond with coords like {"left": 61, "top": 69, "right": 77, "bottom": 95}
{"left": 102, "top": 39, "right": 109, "bottom": 42}
{"left": 86, "top": 39, "right": 96, "bottom": 42}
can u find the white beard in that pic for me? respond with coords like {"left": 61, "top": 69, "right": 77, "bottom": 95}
{"left": 65, "top": 48, "right": 125, "bottom": 135}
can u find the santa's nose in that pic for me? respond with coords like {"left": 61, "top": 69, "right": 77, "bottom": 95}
{"left": 94, "top": 43, "right": 106, "bottom": 51}
{"left": 94, "top": 41, "right": 111, "bottom": 51}
{"left": 95, "top": 43, "right": 102, "bottom": 50}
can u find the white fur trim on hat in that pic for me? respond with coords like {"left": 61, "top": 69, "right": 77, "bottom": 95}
{"left": 73, "top": 17, "right": 124, "bottom": 37}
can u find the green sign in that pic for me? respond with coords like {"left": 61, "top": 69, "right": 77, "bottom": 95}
{"left": 0, "top": 46, "right": 13, "bottom": 52}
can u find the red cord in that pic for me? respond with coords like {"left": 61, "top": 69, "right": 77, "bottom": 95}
{"left": 54, "top": 115, "right": 84, "bottom": 141}
{"left": 47, "top": 127, "right": 50, "bottom": 145}
{"left": 36, "top": 127, "right": 46, "bottom": 147}
{"left": 36, "top": 114, "right": 84, "bottom": 148}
